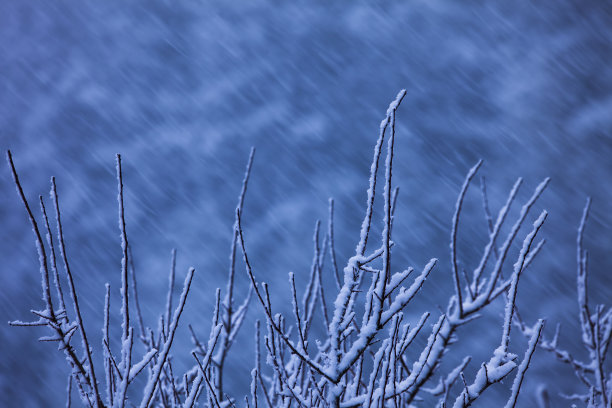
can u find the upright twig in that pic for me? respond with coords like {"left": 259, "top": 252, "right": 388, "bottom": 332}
{"left": 128, "top": 245, "right": 146, "bottom": 344}
{"left": 504, "top": 319, "right": 545, "bottom": 408}
{"left": 450, "top": 160, "right": 483, "bottom": 318}
{"left": 140, "top": 268, "right": 195, "bottom": 408}
{"left": 165, "top": 249, "right": 177, "bottom": 336}
{"left": 116, "top": 154, "right": 130, "bottom": 344}
{"left": 51, "top": 176, "right": 103, "bottom": 407}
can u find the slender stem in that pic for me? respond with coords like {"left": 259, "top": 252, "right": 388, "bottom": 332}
{"left": 501, "top": 211, "right": 547, "bottom": 353}
{"left": 39, "top": 195, "right": 68, "bottom": 320}
{"left": 51, "top": 176, "right": 103, "bottom": 407}
{"left": 7, "top": 151, "right": 55, "bottom": 318}
{"left": 116, "top": 154, "right": 130, "bottom": 343}
{"left": 128, "top": 245, "right": 146, "bottom": 343}
{"left": 328, "top": 199, "right": 341, "bottom": 290}
{"left": 166, "top": 248, "right": 177, "bottom": 335}
{"left": 236, "top": 209, "right": 332, "bottom": 382}
{"left": 450, "top": 160, "right": 483, "bottom": 318}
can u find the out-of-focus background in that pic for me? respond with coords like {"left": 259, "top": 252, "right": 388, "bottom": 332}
{"left": 1, "top": 1, "right": 611, "bottom": 406}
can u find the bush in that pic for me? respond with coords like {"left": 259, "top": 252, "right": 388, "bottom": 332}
{"left": 8, "top": 91, "right": 611, "bottom": 407}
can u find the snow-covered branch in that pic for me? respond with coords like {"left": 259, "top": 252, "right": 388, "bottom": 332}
{"left": 9, "top": 91, "right": 608, "bottom": 407}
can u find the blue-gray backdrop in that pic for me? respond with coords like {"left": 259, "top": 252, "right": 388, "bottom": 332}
{"left": 1, "top": 1, "right": 611, "bottom": 406}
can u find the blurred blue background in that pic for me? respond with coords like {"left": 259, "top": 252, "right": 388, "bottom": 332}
{"left": 1, "top": 1, "right": 611, "bottom": 406}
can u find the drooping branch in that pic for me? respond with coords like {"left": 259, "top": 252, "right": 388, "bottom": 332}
{"left": 236, "top": 208, "right": 332, "bottom": 382}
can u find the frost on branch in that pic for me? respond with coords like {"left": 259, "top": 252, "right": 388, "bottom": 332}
{"left": 235, "top": 91, "right": 552, "bottom": 407}
{"left": 8, "top": 150, "right": 214, "bottom": 408}
{"left": 513, "top": 198, "right": 612, "bottom": 408}
{"left": 8, "top": 91, "right": 608, "bottom": 407}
